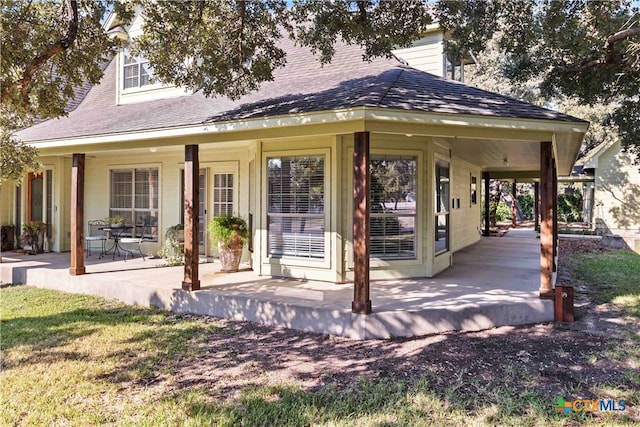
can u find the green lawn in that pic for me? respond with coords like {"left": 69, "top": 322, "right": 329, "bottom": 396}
{"left": 1, "top": 265, "right": 638, "bottom": 426}
{"left": 573, "top": 250, "right": 640, "bottom": 317}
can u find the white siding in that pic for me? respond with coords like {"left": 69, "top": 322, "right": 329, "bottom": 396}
{"left": 450, "top": 157, "right": 482, "bottom": 252}
{"left": 392, "top": 32, "right": 445, "bottom": 77}
{"left": 594, "top": 141, "right": 640, "bottom": 237}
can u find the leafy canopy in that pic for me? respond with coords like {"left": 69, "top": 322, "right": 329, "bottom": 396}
{"left": 1, "top": 0, "right": 639, "bottom": 160}
{"left": 437, "top": 0, "right": 640, "bottom": 158}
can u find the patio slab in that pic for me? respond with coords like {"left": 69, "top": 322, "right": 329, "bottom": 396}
{"left": 0, "top": 229, "right": 553, "bottom": 339}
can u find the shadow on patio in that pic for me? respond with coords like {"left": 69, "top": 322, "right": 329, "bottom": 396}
{"left": 0, "top": 228, "right": 552, "bottom": 339}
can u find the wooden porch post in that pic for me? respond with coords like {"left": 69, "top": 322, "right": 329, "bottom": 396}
{"left": 483, "top": 171, "right": 490, "bottom": 236}
{"left": 534, "top": 181, "right": 539, "bottom": 229}
{"left": 69, "top": 153, "right": 86, "bottom": 275}
{"left": 553, "top": 162, "right": 558, "bottom": 272}
{"left": 540, "top": 141, "right": 554, "bottom": 299}
{"left": 511, "top": 180, "right": 517, "bottom": 228}
{"left": 353, "top": 131, "right": 371, "bottom": 314}
{"left": 182, "top": 145, "right": 200, "bottom": 291}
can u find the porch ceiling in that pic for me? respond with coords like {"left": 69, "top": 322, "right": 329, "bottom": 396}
{"left": 447, "top": 130, "right": 583, "bottom": 177}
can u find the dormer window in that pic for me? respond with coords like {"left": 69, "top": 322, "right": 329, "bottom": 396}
{"left": 123, "top": 48, "right": 152, "bottom": 89}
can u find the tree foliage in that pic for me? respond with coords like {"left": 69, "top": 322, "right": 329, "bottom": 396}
{"left": 437, "top": 0, "right": 640, "bottom": 159}
{"left": 464, "top": 33, "right": 620, "bottom": 157}
{"left": 1, "top": 0, "right": 638, "bottom": 160}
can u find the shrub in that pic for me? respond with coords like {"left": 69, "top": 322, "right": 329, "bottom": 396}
{"left": 558, "top": 193, "right": 583, "bottom": 222}
{"left": 517, "top": 194, "right": 534, "bottom": 220}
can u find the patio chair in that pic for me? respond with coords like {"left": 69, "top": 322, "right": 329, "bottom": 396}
{"left": 119, "top": 224, "right": 148, "bottom": 261}
{"left": 86, "top": 219, "right": 107, "bottom": 257}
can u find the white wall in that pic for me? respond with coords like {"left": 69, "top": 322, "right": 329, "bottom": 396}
{"left": 391, "top": 31, "right": 445, "bottom": 77}
{"left": 594, "top": 141, "right": 640, "bottom": 237}
{"left": 450, "top": 157, "right": 482, "bottom": 252}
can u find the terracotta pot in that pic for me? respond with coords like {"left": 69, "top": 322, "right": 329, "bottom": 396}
{"left": 218, "top": 243, "right": 243, "bottom": 272}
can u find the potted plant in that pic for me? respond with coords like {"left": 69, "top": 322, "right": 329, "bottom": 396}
{"left": 20, "top": 222, "right": 47, "bottom": 254}
{"left": 105, "top": 216, "right": 127, "bottom": 228}
{"left": 207, "top": 215, "right": 248, "bottom": 272}
{"left": 1, "top": 224, "right": 16, "bottom": 251}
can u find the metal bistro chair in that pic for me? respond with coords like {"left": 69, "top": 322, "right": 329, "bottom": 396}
{"left": 85, "top": 219, "right": 107, "bottom": 257}
{"left": 119, "top": 223, "right": 149, "bottom": 261}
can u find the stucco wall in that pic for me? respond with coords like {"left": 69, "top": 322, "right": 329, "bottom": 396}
{"left": 594, "top": 141, "right": 640, "bottom": 237}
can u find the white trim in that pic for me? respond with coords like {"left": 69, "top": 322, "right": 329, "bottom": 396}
{"left": 28, "top": 107, "right": 589, "bottom": 149}
{"left": 261, "top": 148, "right": 332, "bottom": 270}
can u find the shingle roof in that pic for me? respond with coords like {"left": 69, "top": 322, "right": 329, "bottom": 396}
{"left": 18, "top": 38, "right": 586, "bottom": 143}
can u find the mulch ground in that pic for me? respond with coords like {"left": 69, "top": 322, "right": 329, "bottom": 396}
{"left": 161, "top": 238, "right": 638, "bottom": 418}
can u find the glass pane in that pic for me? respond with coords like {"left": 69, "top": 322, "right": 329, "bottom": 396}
{"left": 435, "top": 159, "right": 450, "bottom": 214}
{"left": 135, "top": 211, "right": 158, "bottom": 241}
{"left": 268, "top": 156, "right": 324, "bottom": 214}
{"left": 134, "top": 169, "right": 158, "bottom": 209}
{"left": 471, "top": 176, "right": 477, "bottom": 205}
{"left": 111, "top": 170, "right": 132, "bottom": 209}
{"left": 369, "top": 155, "right": 416, "bottom": 259}
{"left": 435, "top": 214, "right": 449, "bottom": 253}
{"left": 46, "top": 170, "right": 53, "bottom": 238}
{"left": 267, "top": 155, "right": 325, "bottom": 259}
{"left": 30, "top": 177, "right": 43, "bottom": 222}
{"left": 123, "top": 64, "right": 139, "bottom": 89}
{"left": 213, "top": 173, "right": 234, "bottom": 217}
{"left": 268, "top": 216, "right": 324, "bottom": 258}
{"left": 140, "top": 60, "right": 152, "bottom": 86}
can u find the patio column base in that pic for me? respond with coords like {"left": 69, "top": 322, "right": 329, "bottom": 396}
{"left": 352, "top": 300, "right": 372, "bottom": 314}
{"left": 182, "top": 281, "right": 200, "bottom": 292}
{"left": 69, "top": 266, "right": 86, "bottom": 276}
{"left": 539, "top": 289, "right": 554, "bottom": 300}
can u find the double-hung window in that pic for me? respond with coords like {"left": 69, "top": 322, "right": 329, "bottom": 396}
{"left": 370, "top": 155, "right": 417, "bottom": 259}
{"left": 110, "top": 168, "right": 159, "bottom": 240}
{"left": 123, "top": 48, "right": 152, "bottom": 89}
{"left": 267, "top": 155, "right": 325, "bottom": 259}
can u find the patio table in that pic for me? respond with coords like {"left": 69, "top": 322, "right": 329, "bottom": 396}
{"left": 100, "top": 226, "right": 135, "bottom": 260}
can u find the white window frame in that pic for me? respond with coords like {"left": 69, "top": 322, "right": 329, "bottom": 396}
{"left": 346, "top": 148, "right": 423, "bottom": 269}
{"left": 122, "top": 47, "right": 154, "bottom": 91}
{"left": 109, "top": 166, "right": 160, "bottom": 241}
{"left": 434, "top": 156, "right": 450, "bottom": 255}
{"left": 370, "top": 153, "right": 418, "bottom": 260}
{"left": 262, "top": 148, "right": 331, "bottom": 268}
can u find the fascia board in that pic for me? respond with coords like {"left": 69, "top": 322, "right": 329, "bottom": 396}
{"left": 30, "top": 107, "right": 589, "bottom": 155}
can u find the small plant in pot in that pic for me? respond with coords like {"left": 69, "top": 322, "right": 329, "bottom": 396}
{"left": 207, "top": 215, "right": 248, "bottom": 272}
{"left": 105, "top": 216, "right": 127, "bottom": 228}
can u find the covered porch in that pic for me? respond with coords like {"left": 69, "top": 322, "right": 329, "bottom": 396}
{"left": 1, "top": 229, "right": 553, "bottom": 339}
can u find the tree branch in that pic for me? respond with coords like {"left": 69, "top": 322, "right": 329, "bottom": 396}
{"left": 1, "top": 0, "right": 78, "bottom": 109}
{"left": 563, "top": 27, "right": 640, "bottom": 73}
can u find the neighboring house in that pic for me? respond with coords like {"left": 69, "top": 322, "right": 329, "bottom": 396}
{"left": 577, "top": 140, "right": 640, "bottom": 248}
{"left": 1, "top": 15, "right": 587, "bottom": 305}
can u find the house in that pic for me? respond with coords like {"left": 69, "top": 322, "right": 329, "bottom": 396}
{"left": 1, "top": 15, "right": 588, "bottom": 315}
{"left": 576, "top": 140, "right": 640, "bottom": 249}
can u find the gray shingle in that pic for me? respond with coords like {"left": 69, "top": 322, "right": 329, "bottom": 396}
{"left": 18, "top": 39, "right": 585, "bottom": 143}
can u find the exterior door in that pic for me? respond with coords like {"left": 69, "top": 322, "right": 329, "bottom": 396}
{"left": 209, "top": 163, "right": 238, "bottom": 256}
{"left": 26, "top": 170, "right": 54, "bottom": 248}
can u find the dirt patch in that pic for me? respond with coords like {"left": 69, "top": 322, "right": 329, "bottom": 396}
{"left": 162, "top": 238, "right": 638, "bottom": 419}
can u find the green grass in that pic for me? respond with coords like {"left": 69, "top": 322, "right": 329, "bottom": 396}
{"left": 573, "top": 250, "right": 640, "bottom": 317}
{"left": 1, "top": 285, "right": 638, "bottom": 426}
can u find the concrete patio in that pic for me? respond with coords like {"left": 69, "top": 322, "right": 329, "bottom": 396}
{"left": 0, "top": 229, "right": 553, "bottom": 339}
